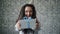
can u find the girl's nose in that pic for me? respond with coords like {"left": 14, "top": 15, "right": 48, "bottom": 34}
{"left": 28, "top": 12, "right": 30, "bottom": 16}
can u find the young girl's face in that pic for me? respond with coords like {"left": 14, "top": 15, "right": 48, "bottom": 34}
{"left": 25, "top": 6, "right": 33, "bottom": 17}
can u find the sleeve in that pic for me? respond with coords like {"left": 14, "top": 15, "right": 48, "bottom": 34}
{"left": 15, "top": 24, "right": 19, "bottom": 31}
{"left": 15, "top": 20, "right": 21, "bottom": 31}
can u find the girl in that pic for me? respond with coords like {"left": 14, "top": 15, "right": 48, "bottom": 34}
{"left": 15, "top": 4, "right": 40, "bottom": 34}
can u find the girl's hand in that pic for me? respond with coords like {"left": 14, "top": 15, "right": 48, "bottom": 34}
{"left": 36, "top": 23, "right": 39, "bottom": 29}
{"left": 36, "top": 18, "right": 40, "bottom": 29}
{"left": 15, "top": 20, "right": 21, "bottom": 31}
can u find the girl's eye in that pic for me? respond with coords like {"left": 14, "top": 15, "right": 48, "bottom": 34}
{"left": 25, "top": 11, "right": 28, "bottom": 12}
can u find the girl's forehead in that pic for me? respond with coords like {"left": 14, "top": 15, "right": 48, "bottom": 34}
{"left": 25, "top": 6, "right": 32, "bottom": 11}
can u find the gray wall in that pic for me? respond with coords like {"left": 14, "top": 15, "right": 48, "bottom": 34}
{"left": 0, "top": 0, "right": 60, "bottom": 34}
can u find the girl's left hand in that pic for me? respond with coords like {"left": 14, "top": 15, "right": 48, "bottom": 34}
{"left": 36, "top": 23, "right": 39, "bottom": 29}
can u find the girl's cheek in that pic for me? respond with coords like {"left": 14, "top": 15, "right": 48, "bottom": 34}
{"left": 29, "top": 12, "right": 32, "bottom": 15}
{"left": 25, "top": 11, "right": 27, "bottom": 14}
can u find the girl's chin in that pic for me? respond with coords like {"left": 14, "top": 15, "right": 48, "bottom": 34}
{"left": 26, "top": 16, "right": 30, "bottom": 17}
{"left": 27, "top": 16, "right": 30, "bottom": 17}
{"left": 26, "top": 15, "right": 32, "bottom": 17}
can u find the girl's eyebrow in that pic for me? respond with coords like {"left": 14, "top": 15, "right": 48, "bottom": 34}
{"left": 25, "top": 11, "right": 32, "bottom": 12}
{"left": 25, "top": 10, "right": 32, "bottom": 11}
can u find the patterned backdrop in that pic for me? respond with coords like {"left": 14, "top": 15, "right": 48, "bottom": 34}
{"left": 0, "top": 0, "right": 60, "bottom": 34}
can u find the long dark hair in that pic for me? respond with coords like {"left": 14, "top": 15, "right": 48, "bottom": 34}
{"left": 16, "top": 4, "right": 36, "bottom": 22}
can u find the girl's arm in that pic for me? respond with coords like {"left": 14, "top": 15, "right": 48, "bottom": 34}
{"left": 15, "top": 20, "right": 21, "bottom": 31}
{"left": 36, "top": 18, "right": 40, "bottom": 29}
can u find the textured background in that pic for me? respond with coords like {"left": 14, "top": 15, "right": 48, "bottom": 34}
{"left": 0, "top": 0, "right": 60, "bottom": 34}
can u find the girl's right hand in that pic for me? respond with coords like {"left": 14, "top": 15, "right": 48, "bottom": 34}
{"left": 15, "top": 20, "right": 21, "bottom": 31}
